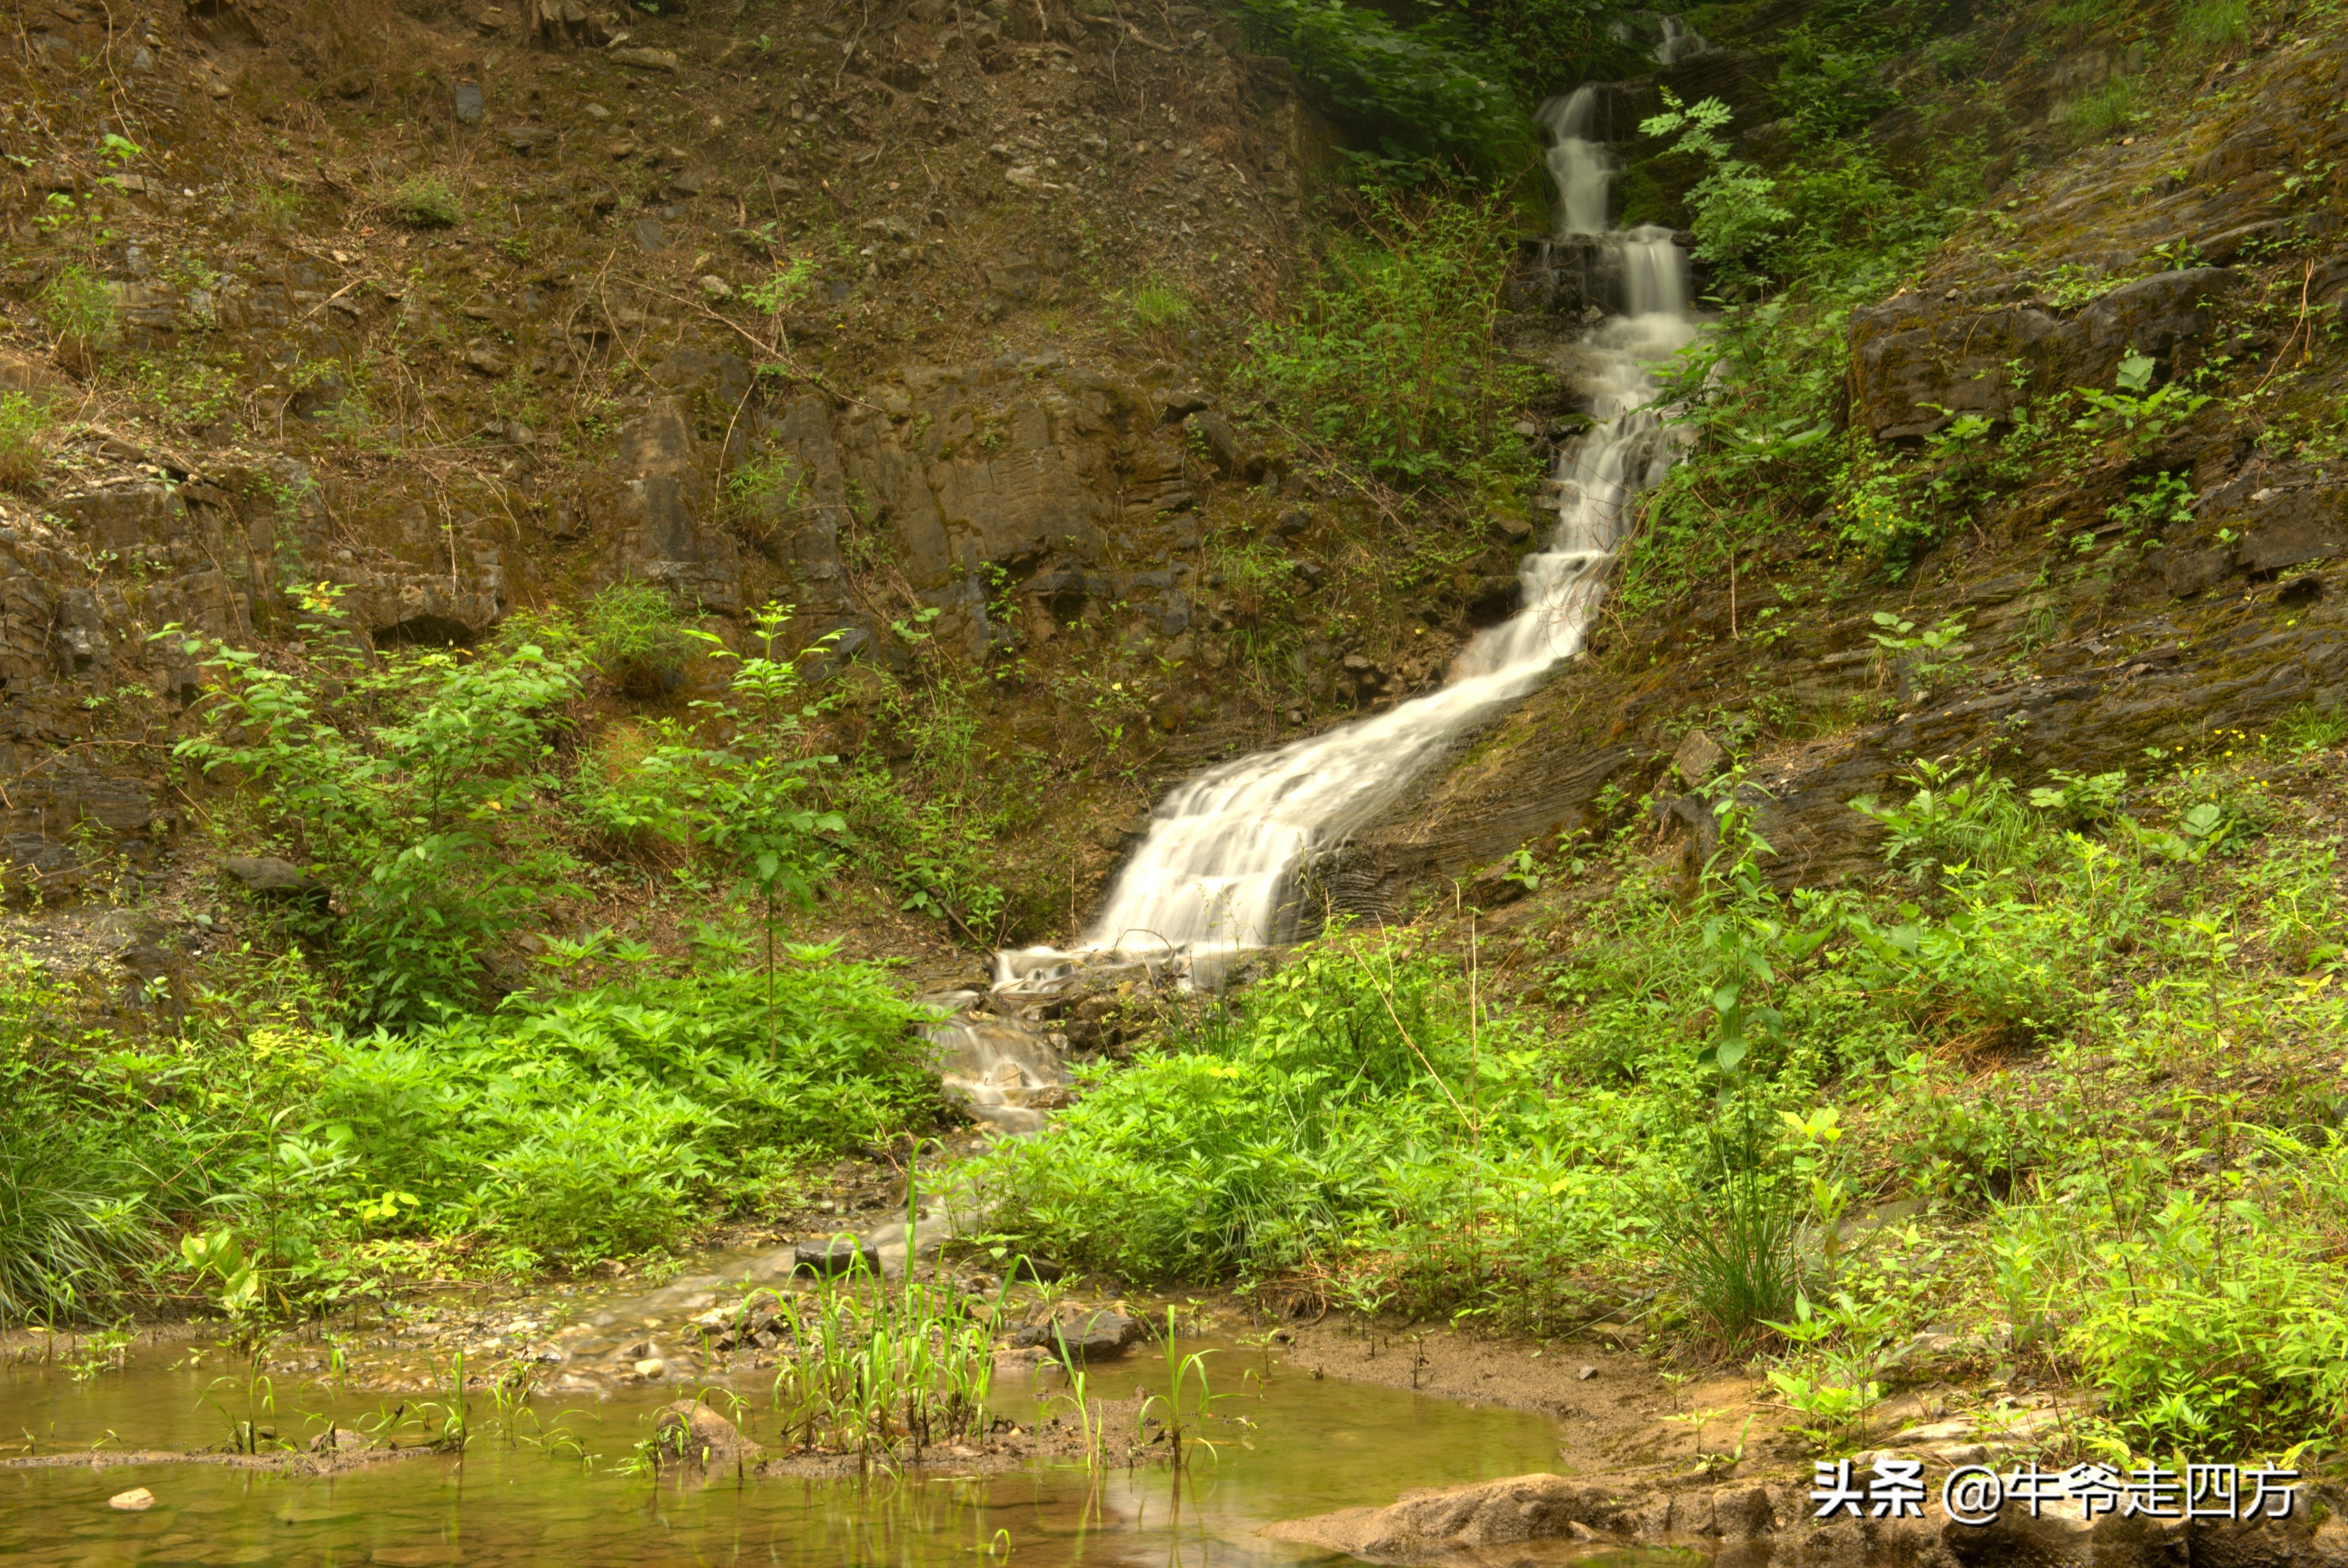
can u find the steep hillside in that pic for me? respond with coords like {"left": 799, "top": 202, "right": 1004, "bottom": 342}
{"left": 11, "top": 0, "right": 2348, "bottom": 1489}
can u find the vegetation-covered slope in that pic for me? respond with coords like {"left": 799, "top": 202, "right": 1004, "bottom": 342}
{"left": 5, "top": 0, "right": 2348, "bottom": 1478}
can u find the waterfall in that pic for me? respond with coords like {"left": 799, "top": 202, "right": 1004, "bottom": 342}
{"left": 988, "top": 92, "right": 1700, "bottom": 997}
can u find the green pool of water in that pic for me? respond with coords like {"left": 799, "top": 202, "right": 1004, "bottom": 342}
{"left": 2, "top": 1336, "right": 1688, "bottom": 1566}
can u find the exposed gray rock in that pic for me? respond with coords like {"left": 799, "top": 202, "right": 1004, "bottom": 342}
{"left": 793, "top": 1237, "right": 882, "bottom": 1277}
{"left": 1849, "top": 268, "right": 2238, "bottom": 440}
{"left": 1010, "top": 1308, "right": 1142, "bottom": 1360}
{"left": 222, "top": 855, "right": 324, "bottom": 898}
{"left": 1672, "top": 728, "right": 1729, "bottom": 786}
{"left": 651, "top": 1399, "right": 763, "bottom": 1467}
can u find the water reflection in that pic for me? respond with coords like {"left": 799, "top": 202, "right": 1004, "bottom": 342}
{"left": 2, "top": 1336, "right": 1611, "bottom": 1566}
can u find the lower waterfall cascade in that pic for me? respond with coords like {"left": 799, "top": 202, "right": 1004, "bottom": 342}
{"left": 935, "top": 73, "right": 1707, "bottom": 1123}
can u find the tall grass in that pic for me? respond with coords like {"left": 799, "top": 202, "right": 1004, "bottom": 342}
{"left": 0, "top": 391, "right": 51, "bottom": 491}
{"left": 767, "top": 1263, "right": 999, "bottom": 1460}
{"left": 2181, "top": 0, "right": 2249, "bottom": 48}
{"left": 0, "top": 1127, "right": 152, "bottom": 1326}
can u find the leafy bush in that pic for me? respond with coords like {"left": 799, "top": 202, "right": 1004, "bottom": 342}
{"left": 389, "top": 175, "right": 463, "bottom": 229}
{"left": 1774, "top": 24, "right": 1899, "bottom": 145}
{"left": 1223, "top": 0, "right": 1527, "bottom": 173}
{"left": 1998, "top": 1131, "right": 2348, "bottom": 1453}
{"left": 0, "top": 391, "right": 51, "bottom": 491}
{"left": 972, "top": 938, "right": 1465, "bottom": 1282}
{"left": 2064, "top": 76, "right": 2135, "bottom": 138}
{"left": 1241, "top": 192, "right": 1540, "bottom": 487}
{"left": 171, "top": 604, "right": 585, "bottom": 1026}
{"left": 1639, "top": 92, "right": 1791, "bottom": 291}
{"left": 1849, "top": 758, "right": 2032, "bottom": 884}
{"left": 315, "top": 962, "right": 936, "bottom": 1263}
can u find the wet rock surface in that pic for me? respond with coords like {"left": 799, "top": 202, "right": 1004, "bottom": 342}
{"left": 1266, "top": 1469, "right": 2348, "bottom": 1568}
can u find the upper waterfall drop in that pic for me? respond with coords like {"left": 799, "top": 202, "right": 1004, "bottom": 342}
{"left": 991, "top": 95, "right": 1702, "bottom": 994}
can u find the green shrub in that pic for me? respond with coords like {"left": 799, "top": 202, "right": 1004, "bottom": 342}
{"left": 1849, "top": 759, "right": 2032, "bottom": 884}
{"left": 1222, "top": 0, "right": 1526, "bottom": 173}
{"left": 2181, "top": 0, "right": 2248, "bottom": 47}
{"left": 171, "top": 613, "right": 585, "bottom": 1027}
{"left": 1998, "top": 1130, "right": 2348, "bottom": 1453}
{"left": 1110, "top": 277, "right": 1190, "bottom": 332}
{"left": 315, "top": 962, "right": 936, "bottom": 1263}
{"left": 1242, "top": 192, "right": 1540, "bottom": 487}
{"left": 2064, "top": 76, "right": 2135, "bottom": 138}
{"left": 583, "top": 581, "right": 692, "bottom": 699}
{"left": 0, "top": 392, "right": 51, "bottom": 491}
{"left": 389, "top": 175, "right": 463, "bottom": 229}
{"left": 37, "top": 264, "right": 119, "bottom": 373}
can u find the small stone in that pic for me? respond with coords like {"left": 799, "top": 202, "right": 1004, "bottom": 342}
{"left": 584, "top": 102, "right": 611, "bottom": 120}
{"left": 606, "top": 137, "right": 639, "bottom": 159}
{"left": 108, "top": 1488, "right": 155, "bottom": 1511}
{"left": 1272, "top": 509, "right": 1310, "bottom": 537}
{"left": 632, "top": 1356, "right": 666, "bottom": 1377}
{"left": 611, "top": 46, "right": 681, "bottom": 71}
{"left": 1576, "top": 1364, "right": 1599, "bottom": 1381}
{"left": 696, "top": 274, "right": 733, "bottom": 299}
{"left": 453, "top": 82, "right": 484, "bottom": 123}
{"left": 1493, "top": 512, "right": 1534, "bottom": 542}
{"left": 1510, "top": 419, "right": 1538, "bottom": 437}
{"left": 308, "top": 1427, "right": 375, "bottom": 1454}
{"left": 1005, "top": 165, "right": 1044, "bottom": 188}
{"left": 462, "top": 345, "right": 512, "bottom": 377}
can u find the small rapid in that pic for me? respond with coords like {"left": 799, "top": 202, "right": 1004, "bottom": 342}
{"left": 961, "top": 75, "right": 1704, "bottom": 1032}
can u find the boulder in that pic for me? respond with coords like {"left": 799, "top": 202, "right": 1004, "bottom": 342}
{"left": 1263, "top": 1473, "right": 1656, "bottom": 1558}
{"left": 793, "top": 1237, "right": 882, "bottom": 1278}
{"left": 222, "top": 855, "right": 325, "bottom": 900}
{"left": 651, "top": 1399, "right": 763, "bottom": 1467}
{"left": 1010, "top": 1308, "right": 1142, "bottom": 1360}
{"left": 1848, "top": 268, "right": 2237, "bottom": 440}
{"left": 1672, "top": 728, "right": 1729, "bottom": 786}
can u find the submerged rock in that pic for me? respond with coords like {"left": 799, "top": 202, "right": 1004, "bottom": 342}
{"left": 1010, "top": 1308, "right": 1142, "bottom": 1360}
{"left": 651, "top": 1400, "right": 762, "bottom": 1467}
{"left": 793, "top": 1237, "right": 882, "bottom": 1277}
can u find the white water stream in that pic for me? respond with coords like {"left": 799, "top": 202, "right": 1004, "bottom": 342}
{"left": 937, "top": 75, "right": 1707, "bottom": 1118}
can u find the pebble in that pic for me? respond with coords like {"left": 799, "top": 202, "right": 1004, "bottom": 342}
{"left": 634, "top": 1357, "right": 667, "bottom": 1377}
{"left": 108, "top": 1488, "right": 156, "bottom": 1511}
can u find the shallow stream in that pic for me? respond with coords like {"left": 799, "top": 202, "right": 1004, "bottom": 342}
{"left": 1, "top": 1321, "right": 1685, "bottom": 1568}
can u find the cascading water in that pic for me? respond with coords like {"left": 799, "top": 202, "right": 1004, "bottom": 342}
{"left": 970, "top": 84, "right": 1700, "bottom": 1017}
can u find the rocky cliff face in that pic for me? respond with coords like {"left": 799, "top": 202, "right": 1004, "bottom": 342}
{"left": 1325, "top": 23, "right": 2348, "bottom": 916}
{"left": 2, "top": 0, "right": 1569, "bottom": 937}
{"left": 6, "top": 0, "right": 2343, "bottom": 959}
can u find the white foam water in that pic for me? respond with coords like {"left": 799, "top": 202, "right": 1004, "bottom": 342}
{"left": 984, "top": 84, "right": 1701, "bottom": 997}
